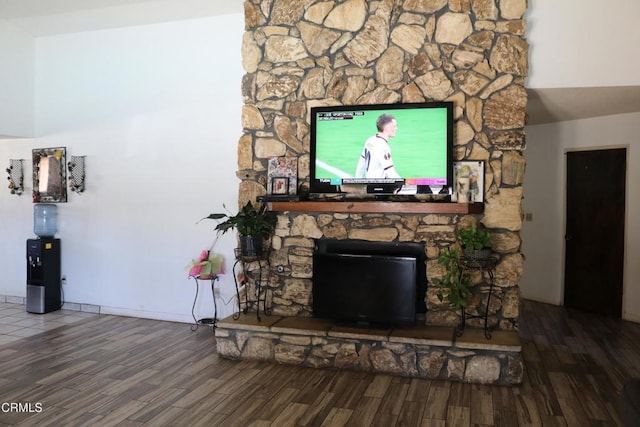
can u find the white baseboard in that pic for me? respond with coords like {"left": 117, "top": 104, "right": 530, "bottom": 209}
{"left": 6, "top": 295, "right": 26, "bottom": 305}
{"left": 0, "top": 294, "right": 187, "bottom": 321}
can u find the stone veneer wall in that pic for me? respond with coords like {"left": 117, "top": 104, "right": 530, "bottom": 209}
{"left": 238, "top": 0, "right": 528, "bottom": 330}
{"left": 216, "top": 316, "right": 524, "bottom": 385}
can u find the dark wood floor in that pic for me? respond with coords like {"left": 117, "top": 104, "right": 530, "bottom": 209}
{"left": 0, "top": 300, "right": 638, "bottom": 426}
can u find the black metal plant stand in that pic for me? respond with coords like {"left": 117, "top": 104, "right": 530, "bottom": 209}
{"left": 232, "top": 248, "right": 271, "bottom": 322}
{"left": 190, "top": 275, "right": 219, "bottom": 331}
{"left": 456, "top": 256, "right": 498, "bottom": 339}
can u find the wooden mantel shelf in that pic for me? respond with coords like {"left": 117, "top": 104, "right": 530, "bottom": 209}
{"left": 266, "top": 201, "right": 483, "bottom": 214}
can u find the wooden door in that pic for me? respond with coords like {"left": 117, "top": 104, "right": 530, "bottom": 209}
{"left": 564, "top": 148, "right": 626, "bottom": 316}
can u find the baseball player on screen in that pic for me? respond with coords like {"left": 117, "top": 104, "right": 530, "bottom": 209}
{"left": 355, "top": 113, "right": 401, "bottom": 179}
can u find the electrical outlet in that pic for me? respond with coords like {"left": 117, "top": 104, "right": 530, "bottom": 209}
{"left": 214, "top": 288, "right": 221, "bottom": 298}
{"left": 61, "top": 275, "right": 67, "bottom": 285}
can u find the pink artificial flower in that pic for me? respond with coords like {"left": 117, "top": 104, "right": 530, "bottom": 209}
{"left": 188, "top": 264, "right": 204, "bottom": 277}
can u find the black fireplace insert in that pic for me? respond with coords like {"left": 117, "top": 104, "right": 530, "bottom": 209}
{"left": 312, "top": 239, "right": 426, "bottom": 327}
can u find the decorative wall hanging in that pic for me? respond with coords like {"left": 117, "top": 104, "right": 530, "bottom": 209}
{"left": 6, "top": 159, "right": 24, "bottom": 195}
{"left": 67, "top": 155, "right": 86, "bottom": 194}
{"left": 32, "top": 147, "right": 67, "bottom": 203}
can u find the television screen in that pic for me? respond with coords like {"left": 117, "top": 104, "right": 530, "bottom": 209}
{"left": 312, "top": 239, "right": 426, "bottom": 327}
{"left": 310, "top": 102, "right": 453, "bottom": 195}
{"left": 313, "top": 253, "right": 417, "bottom": 326}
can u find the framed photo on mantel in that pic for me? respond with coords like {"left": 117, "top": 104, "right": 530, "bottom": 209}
{"left": 452, "top": 161, "right": 484, "bottom": 203}
{"left": 267, "top": 156, "right": 298, "bottom": 196}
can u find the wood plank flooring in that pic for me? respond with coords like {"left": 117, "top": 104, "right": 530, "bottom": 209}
{"left": 0, "top": 299, "right": 638, "bottom": 426}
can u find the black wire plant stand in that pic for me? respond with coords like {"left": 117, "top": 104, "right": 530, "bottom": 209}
{"left": 190, "top": 275, "right": 220, "bottom": 331}
{"left": 232, "top": 244, "right": 271, "bottom": 322}
{"left": 456, "top": 255, "right": 499, "bottom": 339}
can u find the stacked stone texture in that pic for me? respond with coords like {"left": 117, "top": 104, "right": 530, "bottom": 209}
{"left": 239, "top": 0, "right": 528, "bottom": 330}
{"left": 215, "top": 324, "right": 524, "bottom": 385}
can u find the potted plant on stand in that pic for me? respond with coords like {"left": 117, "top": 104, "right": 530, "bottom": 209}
{"left": 206, "top": 201, "right": 275, "bottom": 257}
{"left": 456, "top": 224, "right": 492, "bottom": 264}
{"left": 433, "top": 247, "right": 472, "bottom": 310}
{"left": 435, "top": 224, "right": 498, "bottom": 338}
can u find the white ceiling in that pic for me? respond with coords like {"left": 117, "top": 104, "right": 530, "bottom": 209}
{"left": 2, "top": 0, "right": 638, "bottom": 126}
{"left": 527, "top": 86, "right": 640, "bottom": 126}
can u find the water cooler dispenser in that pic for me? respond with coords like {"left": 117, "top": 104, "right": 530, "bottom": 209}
{"left": 26, "top": 205, "right": 61, "bottom": 314}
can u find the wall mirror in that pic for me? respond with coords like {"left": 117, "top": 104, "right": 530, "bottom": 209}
{"left": 32, "top": 147, "right": 67, "bottom": 203}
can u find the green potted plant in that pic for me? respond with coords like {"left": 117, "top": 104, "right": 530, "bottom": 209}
{"left": 433, "top": 248, "right": 472, "bottom": 309}
{"left": 455, "top": 224, "right": 491, "bottom": 262}
{"left": 205, "top": 201, "right": 275, "bottom": 257}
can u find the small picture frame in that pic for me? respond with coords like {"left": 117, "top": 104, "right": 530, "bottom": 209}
{"left": 267, "top": 156, "right": 298, "bottom": 195}
{"left": 271, "top": 177, "right": 289, "bottom": 195}
{"left": 452, "top": 161, "right": 484, "bottom": 203}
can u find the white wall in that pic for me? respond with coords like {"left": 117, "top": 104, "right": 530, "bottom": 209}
{"left": 526, "top": 0, "right": 640, "bottom": 88}
{"left": 523, "top": 0, "right": 640, "bottom": 321}
{"left": 0, "top": 20, "right": 34, "bottom": 137}
{"left": 521, "top": 113, "right": 640, "bottom": 321}
{"left": 0, "top": 13, "right": 245, "bottom": 322}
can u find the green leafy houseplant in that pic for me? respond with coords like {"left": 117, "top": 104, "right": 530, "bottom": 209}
{"left": 433, "top": 248, "right": 472, "bottom": 309}
{"left": 456, "top": 225, "right": 491, "bottom": 262}
{"left": 205, "top": 201, "right": 275, "bottom": 256}
{"left": 456, "top": 225, "right": 491, "bottom": 251}
{"left": 206, "top": 201, "right": 274, "bottom": 236}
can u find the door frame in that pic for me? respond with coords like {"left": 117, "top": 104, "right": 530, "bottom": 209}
{"left": 561, "top": 145, "right": 629, "bottom": 313}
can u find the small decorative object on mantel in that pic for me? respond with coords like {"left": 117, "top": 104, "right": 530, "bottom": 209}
{"left": 452, "top": 161, "right": 484, "bottom": 203}
{"left": 67, "top": 156, "right": 86, "bottom": 193}
{"left": 6, "top": 159, "right": 24, "bottom": 195}
{"left": 267, "top": 156, "right": 298, "bottom": 196}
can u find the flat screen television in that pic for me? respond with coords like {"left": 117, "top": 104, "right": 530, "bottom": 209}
{"left": 312, "top": 239, "right": 426, "bottom": 327}
{"left": 313, "top": 253, "right": 416, "bottom": 326}
{"left": 309, "top": 101, "right": 454, "bottom": 196}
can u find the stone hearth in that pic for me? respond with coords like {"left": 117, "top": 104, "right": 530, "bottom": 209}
{"left": 215, "top": 314, "right": 523, "bottom": 385}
